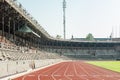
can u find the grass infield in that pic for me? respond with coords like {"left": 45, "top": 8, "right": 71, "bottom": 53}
{"left": 88, "top": 61, "right": 120, "bottom": 73}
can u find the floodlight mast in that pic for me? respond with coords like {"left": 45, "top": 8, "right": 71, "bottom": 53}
{"left": 63, "top": 0, "right": 66, "bottom": 39}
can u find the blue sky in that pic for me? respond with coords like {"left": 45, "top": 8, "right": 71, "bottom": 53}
{"left": 17, "top": 0, "right": 120, "bottom": 39}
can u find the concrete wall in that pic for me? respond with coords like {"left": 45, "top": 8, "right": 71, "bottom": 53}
{"left": 0, "top": 59, "right": 63, "bottom": 78}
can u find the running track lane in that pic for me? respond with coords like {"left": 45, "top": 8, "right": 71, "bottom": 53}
{"left": 12, "top": 61, "right": 120, "bottom": 80}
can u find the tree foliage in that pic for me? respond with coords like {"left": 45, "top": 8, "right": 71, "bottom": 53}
{"left": 86, "top": 33, "right": 95, "bottom": 41}
{"left": 56, "top": 35, "right": 62, "bottom": 39}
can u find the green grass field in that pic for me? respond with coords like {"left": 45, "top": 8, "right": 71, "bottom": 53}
{"left": 88, "top": 61, "right": 120, "bottom": 73}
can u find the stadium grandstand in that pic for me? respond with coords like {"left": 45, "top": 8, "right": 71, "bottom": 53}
{"left": 0, "top": 0, "right": 120, "bottom": 78}
{"left": 0, "top": 0, "right": 120, "bottom": 61}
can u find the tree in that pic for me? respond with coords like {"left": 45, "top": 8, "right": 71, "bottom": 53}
{"left": 56, "top": 35, "right": 62, "bottom": 39}
{"left": 86, "top": 33, "right": 95, "bottom": 41}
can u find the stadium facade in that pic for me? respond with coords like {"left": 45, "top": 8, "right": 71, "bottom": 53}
{"left": 0, "top": 0, "right": 120, "bottom": 60}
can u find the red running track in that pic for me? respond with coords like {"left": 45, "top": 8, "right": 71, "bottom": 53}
{"left": 12, "top": 61, "right": 120, "bottom": 80}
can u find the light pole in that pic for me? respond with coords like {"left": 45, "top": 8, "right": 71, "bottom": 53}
{"left": 63, "top": 0, "right": 66, "bottom": 39}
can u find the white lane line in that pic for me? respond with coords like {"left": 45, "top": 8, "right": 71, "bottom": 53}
{"left": 73, "top": 62, "right": 77, "bottom": 75}
{"left": 73, "top": 62, "right": 80, "bottom": 77}
{"left": 51, "top": 63, "right": 67, "bottom": 80}
{"left": 67, "top": 75, "right": 74, "bottom": 76}
{"left": 38, "top": 62, "right": 63, "bottom": 80}
{"left": 43, "top": 75, "right": 48, "bottom": 76}
{"left": 74, "top": 62, "right": 88, "bottom": 80}
{"left": 64, "top": 62, "right": 72, "bottom": 80}
{"left": 28, "top": 75, "right": 35, "bottom": 77}
{"left": 22, "top": 76, "right": 27, "bottom": 80}
{"left": 79, "top": 75, "right": 87, "bottom": 77}
{"left": 85, "top": 63, "right": 118, "bottom": 79}
{"left": 79, "top": 62, "right": 103, "bottom": 80}
{"left": 77, "top": 63, "right": 89, "bottom": 75}
{"left": 54, "top": 75, "right": 61, "bottom": 77}
{"left": 22, "top": 75, "right": 35, "bottom": 80}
